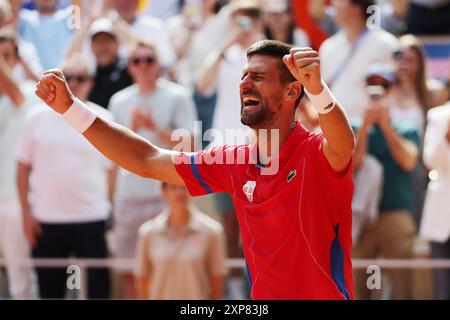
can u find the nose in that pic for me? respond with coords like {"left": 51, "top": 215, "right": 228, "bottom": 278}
{"left": 239, "top": 75, "right": 253, "bottom": 92}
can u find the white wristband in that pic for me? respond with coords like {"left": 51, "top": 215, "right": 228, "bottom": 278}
{"left": 61, "top": 98, "right": 97, "bottom": 133}
{"left": 305, "top": 81, "right": 337, "bottom": 114}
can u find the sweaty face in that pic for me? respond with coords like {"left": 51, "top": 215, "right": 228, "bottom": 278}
{"left": 239, "top": 55, "right": 286, "bottom": 128}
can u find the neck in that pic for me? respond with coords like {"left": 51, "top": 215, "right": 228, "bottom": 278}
{"left": 38, "top": 8, "right": 57, "bottom": 15}
{"left": 138, "top": 81, "right": 157, "bottom": 94}
{"left": 201, "top": 7, "right": 213, "bottom": 20}
{"left": 398, "top": 78, "right": 416, "bottom": 92}
{"left": 255, "top": 118, "right": 296, "bottom": 164}
{"left": 271, "top": 27, "right": 289, "bottom": 43}
{"left": 98, "top": 56, "right": 117, "bottom": 69}
{"left": 345, "top": 19, "right": 367, "bottom": 43}
{"left": 239, "top": 37, "right": 258, "bottom": 50}
{"left": 168, "top": 207, "right": 190, "bottom": 230}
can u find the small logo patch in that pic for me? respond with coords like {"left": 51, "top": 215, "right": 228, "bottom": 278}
{"left": 243, "top": 181, "right": 256, "bottom": 202}
{"left": 287, "top": 170, "right": 297, "bottom": 183}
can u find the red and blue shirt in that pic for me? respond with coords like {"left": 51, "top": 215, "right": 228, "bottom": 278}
{"left": 174, "top": 121, "right": 354, "bottom": 300}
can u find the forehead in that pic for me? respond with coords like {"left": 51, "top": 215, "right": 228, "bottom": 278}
{"left": 244, "top": 55, "right": 280, "bottom": 73}
{"left": 132, "top": 45, "right": 156, "bottom": 56}
{"left": 64, "top": 65, "right": 89, "bottom": 75}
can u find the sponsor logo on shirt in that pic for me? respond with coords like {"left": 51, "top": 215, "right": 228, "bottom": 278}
{"left": 287, "top": 170, "right": 297, "bottom": 183}
{"left": 243, "top": 181, "right": 256, "bottom": 203}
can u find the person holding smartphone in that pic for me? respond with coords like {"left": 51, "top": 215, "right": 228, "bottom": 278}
{"left": 352, "top": 64, "right": 421, "bottom": 300}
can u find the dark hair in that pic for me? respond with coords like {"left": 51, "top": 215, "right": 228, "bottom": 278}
{"left": 247, "top": 40, "right": 305, "bottom": 108}
{"left": 0, "top": 29, "right": 19, "bottom": 58}
{"left": 231, "top": 1, "right": 261, "bottom": 19}
{"left": 350, "top": 0, "right": 376, "bottom": 20}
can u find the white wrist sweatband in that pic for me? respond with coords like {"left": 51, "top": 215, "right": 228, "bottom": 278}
{"left": 305, "top": 81, "right": 337, "bottom": 114}
{"left": 61, "top": 98, "right": 97, "bottom": 133}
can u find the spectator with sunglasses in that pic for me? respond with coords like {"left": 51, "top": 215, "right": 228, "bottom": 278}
{"left": 16, "top": 55, "right": 114, "bottom": 299}
{"left": 352, "top": 64, "right": 421, "bottom": 300}
{"left": 108, "top": 40, "right": 197, "bottom": 299}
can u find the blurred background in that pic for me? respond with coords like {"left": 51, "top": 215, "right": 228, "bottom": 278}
{"left": 0, "top": 0, "right": 450, "bottom": 300}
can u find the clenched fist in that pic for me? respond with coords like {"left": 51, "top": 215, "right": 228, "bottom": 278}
{"left": 35, "top": 69, "right": 75, "bottom": 114}
{"left": 283, "top": 48, "right": 324, "bottom": 95}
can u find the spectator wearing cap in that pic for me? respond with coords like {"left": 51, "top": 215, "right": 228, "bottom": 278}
{"left": 87, "top": 18, "right": 133, "bottom": 109}
{"left": 320, "top": 0, "right": 399, "bottom": 120}
{"left": 64, "top": 17, "right": 134, "bottom": 109}
{"left": 17, "top": 0, "right": 74, "bottom": 70}
{"left": 16, "top": 55, "right": 113, "bottom": 299}
{"left": 352, "top": 63, "right": 421, "bottom": 300}
{"left": 261, "top": 0, "right": 310, "bottom": 47}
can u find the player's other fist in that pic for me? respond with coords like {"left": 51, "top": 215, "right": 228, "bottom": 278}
{"left": 283, "top": 48, "right": 323, "bottom": 95}
{"left": 35, "top": 69, "right": 75, "bottom": 114}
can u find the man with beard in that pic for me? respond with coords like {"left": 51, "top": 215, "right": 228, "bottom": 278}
{"left": 35, "top": 40, "right": 355, "bottom": 300}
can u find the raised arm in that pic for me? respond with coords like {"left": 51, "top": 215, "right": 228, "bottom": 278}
{"left": 0, "top": 56, "right": 24, "bottom": 107}
{"left": 35, "top": 70, "right": 185, "bottom": 186}
{"left": 284, "top": 48, "right": 355, "bottom": 173}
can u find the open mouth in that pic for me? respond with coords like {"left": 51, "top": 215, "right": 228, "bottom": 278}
{"left": 242, "top": 95, "right": 262, "bottom": 114}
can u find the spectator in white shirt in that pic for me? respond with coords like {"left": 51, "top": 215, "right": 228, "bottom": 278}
{"left": 108, "top": 40, "right": 197, "bottom": 299}
{"left": 320, "top": 0, "right": 399, "bottom": 120}
{"left": 112, "top": 0, "right": 177, "bottom": 68}
{"left": 0, "top": 30, "right": 38, "bottom": 299}
{"left": 420, "top": 102, "right": 450, "bottom": 300}
{"left": 261, "top": 0, "right": 310, "bottom": 47}
{"left": 168, "top": 0, "right": 229, "bottom": 145}
{"left": 16, "top": 55, "right": 113, "bottom": 299}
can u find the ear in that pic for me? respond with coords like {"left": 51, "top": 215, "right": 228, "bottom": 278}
{"left": 284, "top": 81, "right": 302, "bottom": 102}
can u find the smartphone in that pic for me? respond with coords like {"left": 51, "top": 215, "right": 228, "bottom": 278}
{"left": 366, "top": 85, "right": 386, "bottom": 102}
{"left": 236, "top": 16, "right": 252, "bottom": 30}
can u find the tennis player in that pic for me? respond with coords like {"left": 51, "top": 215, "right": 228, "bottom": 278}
{"left": 35, "top": 40, "right": 355, "bottom": 300}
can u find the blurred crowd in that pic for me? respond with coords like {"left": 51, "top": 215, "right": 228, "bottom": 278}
{"left": 0, "top": 0, "right": 450, "bottom": 300}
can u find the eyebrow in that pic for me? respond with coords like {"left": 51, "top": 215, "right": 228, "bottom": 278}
{"left": 241, "top": 69, "right": 267, "bottom": 79}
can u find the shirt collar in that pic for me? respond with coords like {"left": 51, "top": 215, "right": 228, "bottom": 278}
{"left": 159, "top": 206, "right": 203, "bottom": 233}
{"left": 249, "top": 121, "right": 309, "bottom": 167}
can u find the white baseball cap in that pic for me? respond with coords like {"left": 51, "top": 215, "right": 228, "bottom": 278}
{"left": 90, "top": 18, "right": 116, "bottom": 39}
